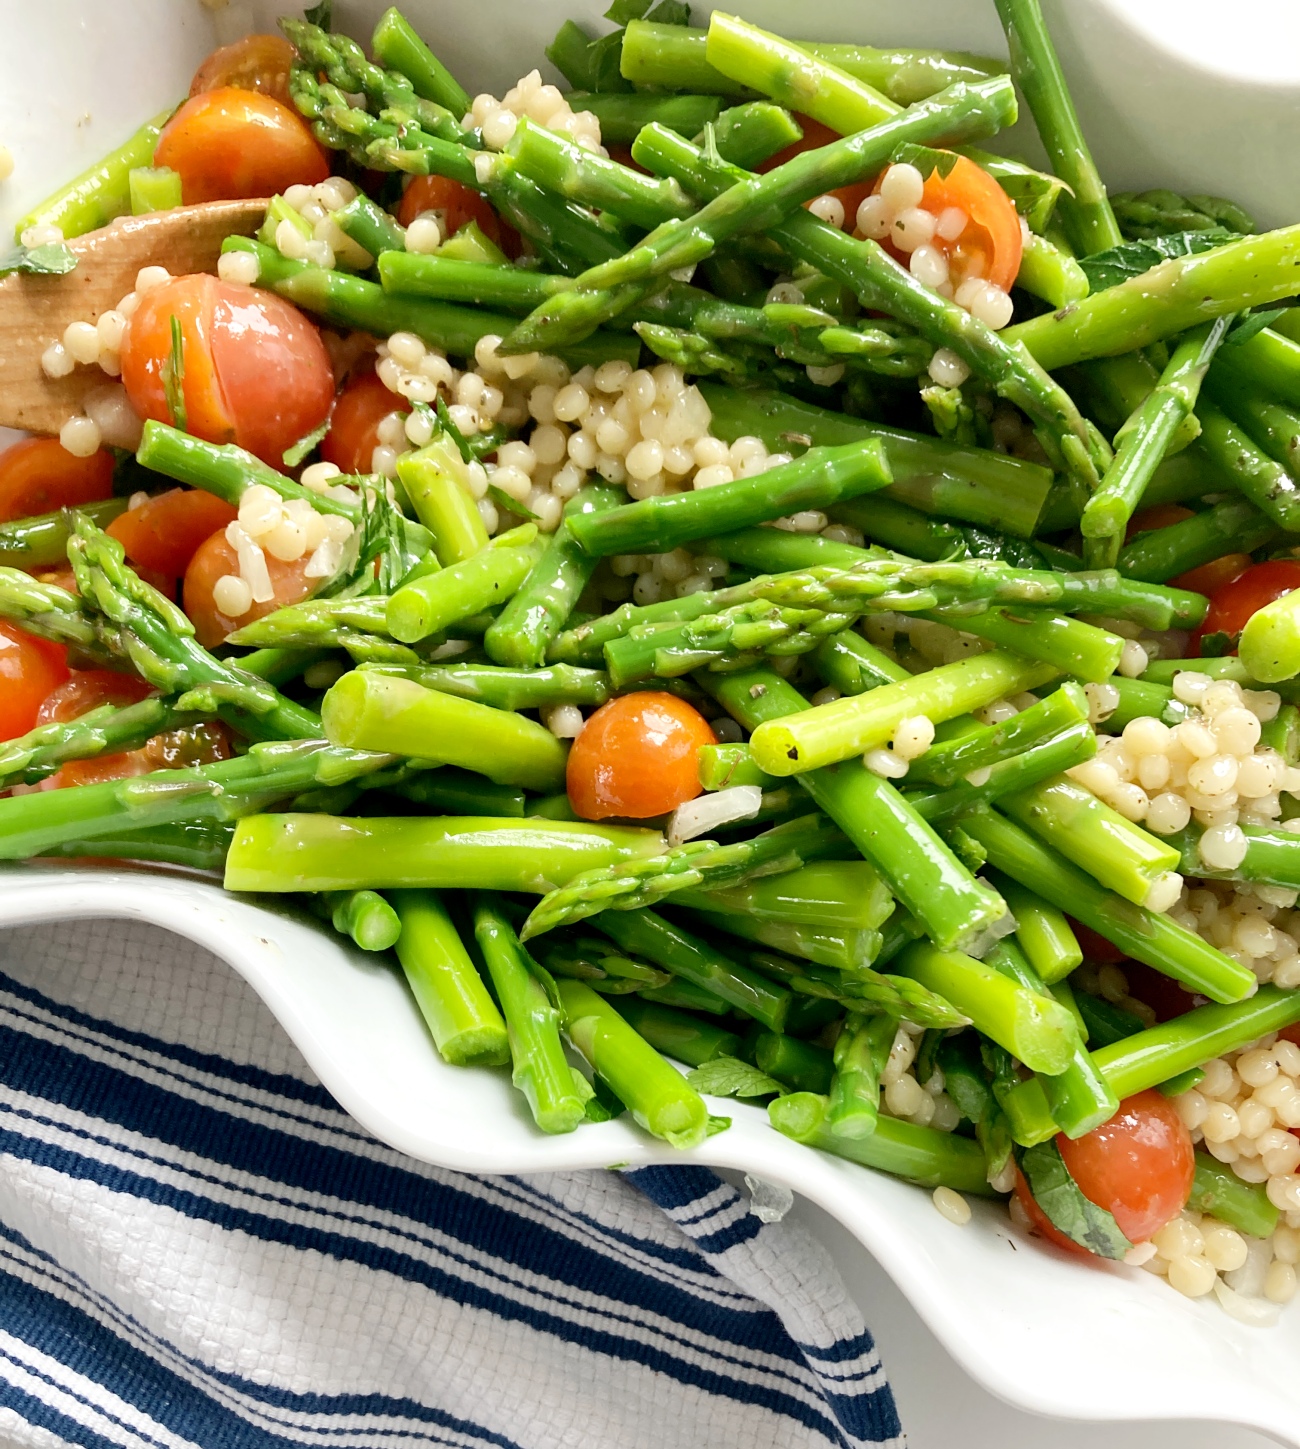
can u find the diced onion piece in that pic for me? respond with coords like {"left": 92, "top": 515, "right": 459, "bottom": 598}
{"left": 667, "top": 784, "right": 762, "bottom": 846}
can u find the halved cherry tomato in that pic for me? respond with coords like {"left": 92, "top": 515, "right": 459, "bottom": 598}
{"left": 0, "top": 622, "right": 70, "bottom": 741}
{"left": 1170, "top": 553, "right": 1252, "bottom": 597}
{"left": 1015, "top": 1090, "right": 1194, "bottom": 1256}
{"left": 189, "top": 34, "right": 295, "bottom": 106}
{"left": 757, "top": 117, "right": 839, "bottom": 173}
{"left": 107, "top": 489, "right": 238, "bottom": 581}
{"left": 566, "top": 692, "right": 716, "bottom": 821}
{"left": 397, "top": 174, "right": 517, "bottom": 255}
{"left": 867, "top": 152, "right": 1022, "bottom": 292}
{"left": 154, "top": 87, "right": 328, "bottom": 204}
{"left": 121, "top": 273, "right": 334, "bottom": 466}
{"left": 1192, "top": 559, "right": 1300, "bottom": 656}
{"left": 1280, "top": 1023, "right": 1300, "bottom": 1049}
{"left": 0, "top": 437, "right": 116, "bottom": 523}
{"left": 1126, "top": 503, "right": 1195, "bottom": 542}
{"left": 321, "top": 366, "right": 398, "bottom": 475}
{"left": 183, "top": 526, "right": 317, "bottom": 648}
{"left": 37, "top": 670, "right": 153, "bottom": 725}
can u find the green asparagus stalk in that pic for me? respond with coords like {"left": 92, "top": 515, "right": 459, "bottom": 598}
{"left": 616, "top": 999, "right": 742, "bottom": 1067}
{"left": 593, "top": 907, "right": 791, "bottom": 1032}
{"left": 1171, "top": 822, "right": 1300, "bottom": 890}
{"left": 706, "top": 668, "right": 1011, "bottom": 955}
{"left": 316, "top": 889, "right": 402, "bottom": 952}
{"left": 390, "top": 767, "right": 525, "bottom": 817}
{"left": 15, "top": 108, "right": 173, "bottom": 240}
{"left": 993, "top": 874, "right": 1082, "bottom": 985}
{"left": 754, "top": 1032, "right": 834, "bottom": 1094}
{"left": 1188, "top": 1151, "right": 1279, "bottom": 1240}
{"left": 370, "top": 6, "right": 472, "bottom": 118}
{"left": 957, "top": 806, "right": 1255, "bottom": 1004}
{"left": 1081, "top": 320, "right": 1230, "bottom": 567}
{"left": 1116, "top": 495, "right": 1279, "bottom": 584}
{"left": 379, "top": 250, "right": 565, "bottom": 311}
{"left": 638, "top": 978, "right": 734, "bottom": 1016}
{"left": 567, "top": 440, "right": 893, "bottom": 558}
{"left": 744, "top": 945, "right": 967, "bottom": 1029}
{"left": 387, "top": 537, "right": 539, "bottom": 643}
{"left": 748, "top": 651, "right": 1056, "bottom": 776}
{"left": 1001, "top": 986, "right": 1300, "bottom": 1146}
{"left": 362, "top": 661, "right": 609, "bottom": 712}
{"left": 0, "top": 696, "right": 192, "bottom": 791}
{"left": 906, "top": 682, "right": 1089, "bottom": 787}
{"left": 0, "top": 498, "right": 126, "bottom": 570}
{"left": 334, "top": 192, "right": 407, "bottom": 257}
{"left": 225, "top": 813, "right": 663, "bottom": 894}
{"left": 471, "top": 894, "right": 590, "bottom": 1134}
{"left": 1003, "top": 226, "right": 1300, "bottom": 371}
{"left": 321, "top": 670, "right": 569, "bottom": 792}
{"left": 826, "top": 1012, "right": 895, "bottom": 1139}
{"left": 565, "top": 91, "right": 724, "bottom": 145}
{"left": 684, "top": 907, "right": 881, "bottom": 972}
{"left": 1191, "top": 402, "right": 1300, "bottom": 534}
{"left": 704, "top": 102, "right": 805, "bottom": 169}
{"left": 557, "top": 980, "right": 713, "bottom": 1147}
{"left": 769, "top": 1090, "right": 995, "bottom": 1194}
{"left": 1110, "top": 189, "right": 1255, "bottom": 240}
{"left": 681, "top": 859, "right": 893, "bottom": 932}
{"left": 396, "top": 437, "right": 489, "bottom": 564}
{"left": 812, "top": 631, "right": 912, "bottom": 697}
{"left": 520, "top": 812, "right": 848, "bottom": 938}
{"left": 1017, "top": 230, "right": 1090, "bottom": 309}
{"left": 920, "top": 607, "right": 1125, "bottom": 683}
{"left": 991, "top": 0, "right": 1121, "bottom": 255}
{"left": 1213, "top": 326, "right": 1300, "bottom": 412}
{"left": 498, "top": 74, "right": 1018, "bottom": 353}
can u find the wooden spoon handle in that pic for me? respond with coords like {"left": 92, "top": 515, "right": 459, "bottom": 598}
{"left": 0, "top": 198, "right": 267, "bottom": 435}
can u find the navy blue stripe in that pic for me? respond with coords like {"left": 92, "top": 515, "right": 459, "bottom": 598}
{"left": 0, "top": 1372, "right": 126, "bottom": 1449}
{"left": 0, "top": 1021, "right": 804, "bottom": 1361}
{"left": 689, "top": 1213, "right": 765, "bottom": 1254}
{"left": 0, "top": 1123, "right": 845, "bottom": 1438}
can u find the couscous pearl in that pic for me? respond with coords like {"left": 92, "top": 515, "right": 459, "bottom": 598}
{"left": 879, "top": 162, "right": 925, "bottom": 211}
{"left": 59, "top": 415, "right": 101, "bottom": 457}
{"left": 406, "top": 216, "right": 444, "bottom": 253}
{"left": 892, "top": 714, "right": 935, "bottom": 761}
{"left": 909, "top": 243, "right": 950, "bottom": 289}
{"left": 864, "top": 747, "right": 908, "bottom": 779}
{"left": 40, "top": 341, "right": 73, "bottom": 379}
{"left": 929, "top": 347, "right": 970, "bottom": 387}
{"left": 855, "top": 193, "right": 892, "bottom": 239}
{"left": 1167, "top": 1254, "right": 1217, "bottom": 1298}
{"left": 61, "top": 320, "right": 100, "bottom": 365}
{"left": 135, "top": 264, "right": 171, "bottom": 294}
{"left": 212, "top": 573, "right": 254, "bottom": 617}
{"left": 1200, "top": 823, "right": 1249, "bottom": 871}
{"left": 885, "top": 1073, "right": 925, "bottom": 1116}
{"left": 891, "top": 206, "right": 937, "bottom": 252}
{"left": 808, "top": 193, "right": 846, "bottom": 228}
{"left": 217, "top": 248, "right": 260, "bottom": 285}
{"left": 935, "top": 205, "right": 968, "bottom": 241}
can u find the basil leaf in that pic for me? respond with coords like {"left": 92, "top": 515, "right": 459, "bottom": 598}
{"left": 891, "top": 143, "right": 961, "bottom": 181}
{"left": 0, "top": 242, "right": 78, "bottom": 278}
{"left": 606, "top": 0, "right": 689, "bottom": 23}
{"left": 1079, "top": 229, "right": 1237, "bottom": 294}
{"left": 645, "top": 0, "right": 691, "bottom": 23}
{"left": 686, "top": 1055, "right": 784, "bottom": 1099}
{"left": 282, "top": 418, "right": 330, "bottom": 469}
{"left": 1020, "top": 1140, "right": 1134, "bottom": 1259}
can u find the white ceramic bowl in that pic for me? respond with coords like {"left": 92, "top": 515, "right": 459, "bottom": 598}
{"left": 3, "top": 2, "right": 1300, "bottom": 1439}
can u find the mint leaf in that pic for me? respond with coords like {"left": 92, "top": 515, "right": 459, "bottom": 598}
{"left": 282, "top": 418, "right": 330, "bottom": 469}
{"left": 1021, "top": 1140, "right": 1134, "bottom": 1259}
{"left": 0, "top": 241, "right": 78, "bottom": 278}
{"left": 1079, "top": 229, "right": 1237, "bottom": 294}
{"left": 488, "top": 484, "right": 539, "bottom": 522}
{"left": 891, "top": 143, "right": 960, "bottom": 181}
{"left": 162, "top": 315, "right": 187, "bottom": 433}
{"left": 686, "top": 1055, "right": 784, "bottom": 1099}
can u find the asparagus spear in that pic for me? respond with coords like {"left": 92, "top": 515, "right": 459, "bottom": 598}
{"left": 1188, "top": 1152, "right": 1279, "bottom": 1241}
{"left": 919, "top": 607, "right": 1125, "bottom": 683}
{"left": 681, "top": 859, "right": 893, "bottom": 931}
{"left": 703, "top": 101, "right": 805, "bottom": 169}
{"left": 633, "top": 128, "right": 1110, "bottom": 492}
{"left": 334, "top": 192, "right": 407, "bottom": 257}
{"left": 397, "top": 438, "right": 490, "bottom": 565}
{"left": 683, "top": 905, "right": 881, "bottom": 972}
{"left": 1240, "top": 592, "right": 1300, "bottom": 683}
{"left": 0, "top": 498, "right": 126, "bottom": 570}
{"left": 957, "top": 806, "right": 1255, "bottom": 1004}
{"left": 520, "top": 811, "right": 848, "bottom": 938}
{"left": 391, "top": 767, "right": 525, "bottom": 817}
{"left": 741, "top": 945, "right": 966, "bottom": 1029}
{"left": 707, "top": 667, "right": 1011, "bottom": 955}
{"left": 1116, "top": 495, "right": 1279, "bottom": 584}
{"left": 993, "top": 874, "right": 1082, "bottom": 985}
{"left": 316, "top": 889, "right": 402, "bottom": 952}
{"left": 615, "top": 999, "right": 742, "bottom": 1068}
{"left": 387, "top": 537, "right": 539, "bottom": 643}
{"left": 224, "top": 813, "right": 664, "bottom": 894}
{"left": 564, "top": 91, "right": 725, "bottom": 145}
{"left": 567, "top": 440, "right": 893, "bottom": 558}
{"left": 769, "top": 1091, "right": 995, "bottom": 1194}
{"left": 826, "top": 1012, "right": 895, "bottom": 1139}
{"left": 754, "top": 1032, "right": 834, "bottom": 1094}
{"left": 471, "top": 894, "right": 590, "bottom": 1134}
{"left": 812, "top": 631, "right": 912, "bottom": 697}
{"left": 1171, "top": 822, "right": 1300, "bottom": 889}
{"left": 593, "top": 907, "right": 791, "bottom": 1032}
{"left": 0, "top": 696, "right": 192, "bottom": 791}
{"left": 1001, "top": 986, "right": 1300, "bottom": 1146}
{"left": 557, "top": 980, "right": 714, "bottom": 1147}
{"left": 370, "top": 5, "right": 472, "bottom": 118}
{"left": 1003, "top": 227, "right": 1300, "bottom": 371}
{"left": 497, "top": 74, "right": 1018, "bottom": 353}
{"left": 990, "top": 0, "right": 1121, "bottom": 255}
{"left": 748, "top": 650, "right": 1056, "bottom": 777}
{"left": 362, "top": 661, "right": 609, "bottom": 711}
{"left": 1017, "top": 230, "right": 1090, "bottom": 309}
{"left": 1081, "top": 320, "right": 1230, "bottom": 567}
{"left": 906, "top": 682, "right": 1089, "bottom": 787}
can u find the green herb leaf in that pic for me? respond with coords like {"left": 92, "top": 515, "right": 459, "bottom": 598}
{"left": 1020, "top": 1139, "right": 1134, "bottom": 1259}
{"left": 891, "top": 143, "right": 960, "bottom": 181}
{"left": 1078, "top": 229, "right": 1237, "bottom": 294}
{"left": 585, "top": 1073, "right": 626, "bottom": 1121}
{"left": 645, "top": 0, "right": 691, "bottom": 23}
{"left": 686, "top": 1055, "right": 784, "bottom": 1099}
{"left": 162, "top": 315, "right": 187, "bottom": 433}
{"left": 282, "top": 418, "right": 330, "bottom": 470}
{"left": 1224, "top": 308, "right": 1286, "bottom": 349}
{"left": 980, "top": 157, "right": 1068, "bottom": 234}
{"left": 1111, "top": 189, "right": 1254, "bottom": 242}
{"left": 488, "top": 485, "right": 540, "bottom": 522}
{"left": 936, "top": 1035, "right": 993, "bottom": 1127}
{"left": 434, "top": 396, "right": 472, "bottom": 462}
{"left": 304, "top": 0, "right": 333, "bottom": 28}
{"left": 0, "top": 242, "right": 78, "bottom": 278}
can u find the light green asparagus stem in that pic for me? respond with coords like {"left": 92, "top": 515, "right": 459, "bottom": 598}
{"left": 1116, "top": 495, "right": 1279, "bottom": 585}
{"left": 224, "top": 813, "right": 664, "bottom": 894}
{"left": 557, "top": 980, "right": 713, "bottom": 1147}
{"left": 749, "top": 651, "right": 1056, "bottom": 776}
{"left": 370, "top": 6, "right": 471, "bottom": 118}
{"left": 826, "top": 1012, "right": 895, "bottom": 1140}
{"left": 362, "top": 661, "right": 609, "bottom": 712}
{"left": 317, "top": 889, "right": 401, "bottom": 951}
{"left": 471, "top": 893, "right": 589, "bottom": 1134}
{"left": 389, "top": 889, "right": 510, "bottom": 1066}
{"left": 994, "top": 874, "right": 1082, "bottom": 985}
{"left": 1017, "top": 230, "right": 1090, "bottom": 308}
{"left": 683, "top": 859, "right": 894, "bottom": 932}
{"left": 1188, "top": 1152, "right": 1279, "bottom": 1240}
{"left": 387, "top": 536, "right": 539, "bottom": 643}
{"left": 616, "top": 999, "right": 742, "bottom": 1068}
{"left": 321, "top": 670, "right": 569, "bottom": 792}
{"left": 0, "top": 696, "right": 191, "bottom": 791}
{"left": 1240, "top": 585, "right": 1300, "bottom": 683}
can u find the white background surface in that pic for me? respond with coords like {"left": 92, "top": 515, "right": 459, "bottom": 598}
{"left": 3, "top": 0, "right": 1300, "bottom": 1441}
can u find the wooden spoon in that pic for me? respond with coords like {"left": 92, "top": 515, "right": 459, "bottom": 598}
{"left": 0, "top": 198, "right": 267, "bottom": 435}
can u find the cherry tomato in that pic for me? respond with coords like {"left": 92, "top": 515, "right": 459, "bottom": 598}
{"left": 37, "top": 670, "right": 153, "bottom": 725}
{"left": 121, "top": 273, "right": 334, "bottom": 466}
{"left": 321, "top": 366, "right": 398, "bottom": 475}
{"left": 1016, "top": 1090, "right": 1195, "bottom": 1255}
{"left": 397, "top": 174, "right": 516, "bottom": 254}
{"left": 154, "top": 87, "right": 328, "bottom": 204}
{"left": 107, "top": 488, "right": 238, "bottom": 583}
{"left": 0, "top": 437, "right": 116, "bottom": 524}
{"left": 183, "top": 526, "right": 317, "bottom": 648}
{"left": 1280, "top": 1023, "right": 1300, "bottom": 1049}
{"left": 1193, "top": 560, "right": 1300, "bottom": 656}
{"left": 0, "top": 622, "right": 70, "bottom": 741}
{"left": 1169, "top": 553, "right": 1252, "bottom": 597}
{"left": 189, "top": 34, "right": 295, "bottom": 106}
{"left": 1120, "top": 961, "right": 1198, "bottom": 1023}
{"left": 898, "top": 154, "right": 1022, "bottom": 292}
{"left": 757, "top": 117, "right": 839, "bottom": 173}
{"left": 566, "top": 692, "right": 716, "bottom": 821}
{"left": 1125, "top": 503, "right": 1195, "bottom": 542}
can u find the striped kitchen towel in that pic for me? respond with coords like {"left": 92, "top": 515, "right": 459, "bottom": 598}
{"left": 0, "top": 916, "right": 902, "bottom": 1449}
